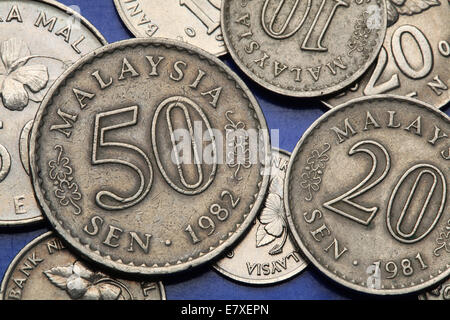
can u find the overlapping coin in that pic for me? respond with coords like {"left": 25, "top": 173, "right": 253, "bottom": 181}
{"left": 0, "top": 0, "right": 106, "bottom": 226}
{"left": 285, "top": 95, "right": 449, "bottom": 295}
{"left": 221, "top": 0, "right": 387, "bottom": 97}
{"left": 30, "top": 38, "right": 271, "bottom": 276}
{"left": 0, "top": 232, "right": 166, "bottom": 300}
{"left": 325, "top": 0, "right": 450, "bottom": 108}
{"left": 114, "top": 0, "right": 227, "bottom": 56}
{"left": 214, "top": 149, "right": 308, "bottom": 284}
{"left": 418, "top": 277, "right": 450, "bottom": 300}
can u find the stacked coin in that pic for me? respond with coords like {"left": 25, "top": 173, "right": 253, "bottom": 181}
{"left": 0, "top": 0, "right": 448, "bottom": 300}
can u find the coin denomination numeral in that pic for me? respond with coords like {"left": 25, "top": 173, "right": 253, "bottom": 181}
{"left": 152, "top": 96, "right": 217, "bottom": 195}
{"left": 0, "top": 144, "right": 11, "bottom": 183}
{"left": 261, "top": 0, "right": 349, "bottom": 52}
{"left": 92, "top": 106, "right": 153, "bottom": 210}
{"left": 392, "top": 25, "right": 433, "bottom": 80}
{"left": 90, "top": 96, "right": 217, "bottom": 211}
{"left": 180, "top": 0, "right": 220, "bottom": 34}
{"left": 323, "top": 140, "right": 390, "bottom": 225}
{"left": 324, "top": 141, "right": 446, "bottom": 245}
{"left": 19, "top": 120, "right": 33, "bottom": 176}
{"left": 363, "top": 47, "right": 400, "bottom": 95}
{"left": 364, "top": 25, "right": 436, "bottom": 96}
{"left": 387, "top": 164, "right": 446, "bottom": 244}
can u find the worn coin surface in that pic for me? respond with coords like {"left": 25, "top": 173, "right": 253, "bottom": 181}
{"left": 30, "top": 38, "right": 271, "bottom": 275}
{"left": 325, "top": 0, "right": 450, "bottom": 109}
{"left": 221, "top": 0, "right": 387, "bottom": 97}
{"left": 0, "top": 232, "right": 166, "bottom": 300}
{"left": 214, "top": 149, "right": 308, "bottom": 284}
{"left": 418, "top": 277, "right": 450, "bottom": 300}
{"left": 0, "top": 0, "right": 106, "bottom": 226}
{"left": 285, "top": 95, "right": 449, "bottom": 295}
{"left": 113, "top": 0, "right": 227, "bottom": 56}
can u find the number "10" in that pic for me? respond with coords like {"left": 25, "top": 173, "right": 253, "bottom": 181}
{"left": 261, "top": 0, "right": 349, "bottom": 51}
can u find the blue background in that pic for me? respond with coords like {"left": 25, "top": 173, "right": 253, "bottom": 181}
{"left": 0, "top": 0, "right": 448, "bottom": 300}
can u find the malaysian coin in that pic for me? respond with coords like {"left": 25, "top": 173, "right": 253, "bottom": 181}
{"left": 418, "top": 277, "right": 450, "bottom": 300}
{"left": 0, "top": 232, "right": 166, "bottom": 300}
{"left": 113, "top": 0, "right": 227, "bottom": 56}
{"left": 221, "top": 0, "right": 387, "bottom": 97}
{"left": 214, "top": 148, "right": 308, "bottom": 284}
{"left": 325, "top": 0, "right": 450, "bottom": 109}
{"left": 30, "top": 38, "right": 271, "bottom": 276}
{"left": 285, "top": 95, "right": 449, "bottom": 295}
{"left": 0, "top": 0, "right": 107, "bottom": 226}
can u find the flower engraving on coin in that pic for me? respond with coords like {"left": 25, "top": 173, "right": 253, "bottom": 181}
{"left": 44, "top": 261, "right": 132, "bottom": 300}
{"left": 225, "top": 110, "right": 251, "bottom": 181}
{"left": 0, "top": 38, "right": 75, "bottom": 111}
{"left": 0, "top": 38, "right": 49, "bottom": 111}
{"left": 325, "top": 0, "right": 448, "bottom": 109}
{"left": 300, "top": 143, "right": 330, "bottom": 201}
{"left": 433, "top": 219, "right": 450, "bottom": 257}
{"left": 386, "top": 0, "right": 441, "bottom": 26}
{"left": 348, "top": 11, "right": 380, "bottom": 58}
{"left": 256, "top": 172, "right": 287, "bottom": 255}
{"left": 48, "top": 145, "right": 82, "bottom": 215}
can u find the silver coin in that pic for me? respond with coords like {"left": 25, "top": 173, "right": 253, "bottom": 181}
{"left": 221, "top": 0, "right": 387, "bottom": 97}
{"left": 0, "top": 0, "right": 106, "bottom": 226}
{"left": 214, "top": 148, "right": 308, "bottom": 285}
{"left": 113, "top": 0, "right": 227, "bottom": 56}
{"left": 324, "top": 0, "right": 450, "bottom": 109}
{"left": 0, "top": 232, "right": 166, "bottom": 300}
{"left": 286, "top": 95, "right": 449, "bottom": 295}
{"left": 30, "top": 38, "right": 271, "bottom": 276}
{"left": 418, "top": 277, "right": 450, "bottom": 300}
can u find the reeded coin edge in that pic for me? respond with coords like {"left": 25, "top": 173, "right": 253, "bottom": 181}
{"left": 0, "top": 0, "right": 108, "bottom": 227}
{"left": 30, "top": 38, "right": 271, "bottom": 276}
{"left": 284, "top": 95, "right": 450, "bottom": 295}
{"left": 112, "top": 0, "right": 228, "bottom": 57}
{"left": 221, "top": 0, "right": 388, "bottom": 98}
{"left": 213, "top": 148, "right": 309, "bottom": 285}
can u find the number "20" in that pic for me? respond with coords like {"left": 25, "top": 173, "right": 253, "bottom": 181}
{"left": 324, "top": 140, "right": 447, "bottom": 244}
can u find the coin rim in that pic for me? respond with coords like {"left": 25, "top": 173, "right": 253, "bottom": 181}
{"left": 29, "top": 37, "right": 271, "bottom": 276}
{"left": 221, "top": 0, "right": 388, "bottom": 98}
{"left": 213, "top": 148, "right": 309, "bottom": 285}
{"left": 284, "top": 94, "right": 450, "bottom": 295}
{"left": 0, "top": 231, "right": 167, "bottom": 300}
{"left": 322, "top": 97, "right": 450, "bottom": 110}
{"left": 112, "top": 0, "right": 228, "bottom": 57}
{"left": 0, "top": 0, "right": 108, "bottom": 227}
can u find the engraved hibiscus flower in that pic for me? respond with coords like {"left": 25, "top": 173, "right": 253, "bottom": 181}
{"left": 387, "top": 0, "right": 441, "bottom": 27}
{"left": 0, "top": 38, "right": 49, "bottom": 111}
{"left": 44, "top": 261, "right": 131, "bottom": 300}
{"left": 256, "top": 174, "right": 288, "bottom": 255}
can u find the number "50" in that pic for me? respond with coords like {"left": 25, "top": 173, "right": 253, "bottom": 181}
{"left": 91, "top": 96, "right": 217, "bottom": 211}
